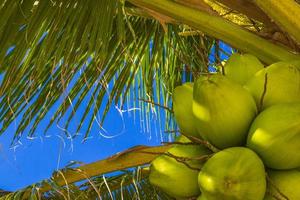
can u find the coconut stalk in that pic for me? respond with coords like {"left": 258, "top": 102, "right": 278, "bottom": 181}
{"left": 12, "top": 145, "right": 170, "bottom": 198}
{"left": 254, "top": 0, "right": 300, "bottom": 45}
{"left": 127, "top": 0, "right": 300, "bottom": 64}
{"left": 214, "top": 0, "right": 276, "bottom": 28}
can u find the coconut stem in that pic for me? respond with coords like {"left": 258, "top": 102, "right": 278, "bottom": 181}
{"left": 254, "top": 0, "right": 300, "bottom": 45}
{"left": 164, "top": 129, "right": 179, "bottom": 133}
{"left": 180, "top": 132, "right": 220, "bottom": 153}
{"left": 127, "top": 0, "right": 300, "bottom": 64}
{"left": 266, "top": 173, "right": 290, "bottom": 200}
{"left": 164, "top": 152, "right": 207, "bottom": 171}
{"left": 142, "top": 151, "right": 204, "bottom": 170}
{"left": 162, "top": 141, "right": 200, "bottom": 145}
{"left": 138, "top": 98, "right": 173, "bottom": 113}
{"left": 258, "top": 73, "right": 268, "bottom": 112}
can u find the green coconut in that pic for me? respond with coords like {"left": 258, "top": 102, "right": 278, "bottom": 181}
{"left": 173, "top": 82, "right": 200, "bottom": 138}
{"left": 245, "top": 60, "right": 300, "bottom": 109}
{"left": 264, "top": 169, "right": 300, "bottom": 200}
{"left": 198, "top": 147, "right": 266, "bottom": 200}
{"left": 247, "top": 103, "right": 300, "bottom": 169}
{"left": 193, "top": 75, "right": 257, "bottom": 149}
{"left": 224, "top": 53, "right": 264, "bottom": 85}
{"left": 149, "top": 136, "right": 211, "bottom": 199}
{"left": 197, "top": 195, "right": 208, "bottom": 200}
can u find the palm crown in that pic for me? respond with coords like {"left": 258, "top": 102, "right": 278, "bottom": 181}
{"left": 0, "top": 0, "right": 300, "bottom": 199}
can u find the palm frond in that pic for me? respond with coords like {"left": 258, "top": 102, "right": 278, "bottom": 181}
{"left": 0, "top": 0, "right": 119, "bottom": 139}
{"left": 0, "top": 0, "right": 213, "bottom": 141}
{"left": 0, "top": 146, "right": 175, "bottom": 200}
{"left": 0, "top": 168, "right": 173, "bottom": 200}
{"left": 0, "top": 190, "right": 11, "bottom": 197}
{"left": 254, "top": 0, "right": 300, "bottom": 45}
{"left": 75, "top": 168, "right": 173, "bottom": 200}
{"left": 128, "top": 0, "right": 300, "bottom": 63}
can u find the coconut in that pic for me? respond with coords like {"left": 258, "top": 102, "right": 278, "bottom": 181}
{"left": 264, "top": 169, "right": 300, "bottom": 200}
{"left": 193, "top": 75, "right": 257, "bottom": 149}
{"left": 198, "top": 147, "right": 266, "bottom": 200}
{"left": 247, "top": 103, "right": 300, "bottom": 169}
{"left": 197, "top": 195, "right": 208, "bottom": 200}
{"left": 245, "top": 60, "right": 300, "bottom": 109}
{"left": 224, "top": 53, "right": 264, "bottom": 85}
{"left": 173, "top": 82, "right": 200, "bottom": 138}
{"left": 149, "top": 136, "right": 211, "bottom": 199}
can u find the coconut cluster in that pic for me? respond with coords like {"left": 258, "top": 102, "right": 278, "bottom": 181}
{"left": 149, "top": 53, "right": 300, "bottom": 200}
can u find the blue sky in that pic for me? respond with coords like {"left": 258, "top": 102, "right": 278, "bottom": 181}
{"left": 0, "top": 101, "right": 164, "bottom": 191}
{"left": 0, "top": 41, "right": 232, "bottom": 192}
{"left": 0, "top": 50, "right": 171, "bottom": 191}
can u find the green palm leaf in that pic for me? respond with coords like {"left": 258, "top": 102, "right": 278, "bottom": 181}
{"left": 0, "top": 145, "right": 173, "bottom": 200}
{"left": 0, "top": 0, "right": 212, "bottom": 141}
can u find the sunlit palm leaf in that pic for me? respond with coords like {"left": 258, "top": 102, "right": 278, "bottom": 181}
{"left": 0, "top": 145, "right": 174, "bottom": 200}
{"left": 0, "top": 1, "right": 212, "bottom": 141}
{"left": 0, "top": 0, "right": 119, "bottom": 139}
{"left": 0, "top": 169, "right": 173, "bottom": 200}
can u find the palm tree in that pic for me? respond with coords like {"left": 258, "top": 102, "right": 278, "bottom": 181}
{"left": 0, "top": 0, "right": 299, "bottom": 199}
